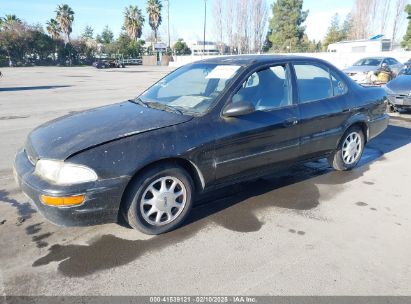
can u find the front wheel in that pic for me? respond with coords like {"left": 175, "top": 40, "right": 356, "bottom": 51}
{"left": 122, "top": 164, "right": 194, "bottom": 235}
{"left": 328, "top": 126, "right": 365, "bottom": 171}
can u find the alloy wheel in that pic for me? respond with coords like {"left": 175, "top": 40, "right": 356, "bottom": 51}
{"left": 342, "top": 131, "right": 362, "bottom": 165}
{"left": 140, "top": 176, "right": 187, "bottom": 226}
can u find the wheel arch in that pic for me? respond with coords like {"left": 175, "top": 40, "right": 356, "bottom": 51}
{"left": 341, "top": 115, "right": 370, "bottom": 146}
{"left": 119, "top": 157, "right": 205, "bottom": 211}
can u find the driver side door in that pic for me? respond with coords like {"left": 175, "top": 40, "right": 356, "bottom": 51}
{"left": 213, "top": 63, "right": 300, "bottom": 183}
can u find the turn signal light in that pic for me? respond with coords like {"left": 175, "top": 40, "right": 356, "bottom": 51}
{"left": 40, "top": 195, "right": 85, "bottom": 206}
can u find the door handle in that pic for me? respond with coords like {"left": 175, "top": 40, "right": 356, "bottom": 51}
{"left": 283, "top": 117, "right": 299, "bottom": 127}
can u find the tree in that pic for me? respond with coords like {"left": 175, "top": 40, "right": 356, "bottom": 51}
{"left": 350, "top": 0, "right": 374, "bottom": 39}
{"left": 213, "top": 0, "right": 224, "bottom": 51}
{"left": 97, "top": 25, "right": 114, "bottom": 44}
{"left": 124, "top": 5, "right": 145, "bottom": 41}
{"left": 147, "top": 0, "right": 162, "bottom": 42}
{"left": 268, "top": 0, "right": 308, "bottom": 53}
{"left": 81, "top": 25, "right": 94, "bottom": 40}
{"left": 251, "top": 0, "right": 268, "bottom": 53}
{"left": 401, "top": 4, "right": 411, "bottom": 50}
{"left": 55, "top": 4, "right": 74, "bottom": 42}
{"left": 1, "top": 14, "right": 22, "bottom": 31}
{"left": 322, "top": 13, "right": 349, "bottom": 50}
{"left": 224, "top": 0, "right": 235, "bottom": 53}
{"left": 392, "top": 0, "right": 406, "bottom": 43}
{"left": 262, "top": 29, "right": 273, "bottom": 53}
{"left": 46, "top": 19, "right": 61, "bottom": 40}
{"left": 341, "top": 13, "right": 353, "bottom": 40}
{"left": 173, "top": 39, "right": 191, "bottom": 55}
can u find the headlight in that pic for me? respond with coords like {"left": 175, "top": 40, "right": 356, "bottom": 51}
{"left": 34, "top": 159, "right": 98, "bottom": 185}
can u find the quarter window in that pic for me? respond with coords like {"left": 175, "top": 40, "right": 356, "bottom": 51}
{"left": 232, "top": 65, "right": 292, "bottom": 111}
{"left": 331, "top": 73, "right": 348, "bottom": 96}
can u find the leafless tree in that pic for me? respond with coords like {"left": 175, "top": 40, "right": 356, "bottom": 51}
{"left": 224, "top": 0, "right": 235, "bottom": 54}
{"left": 213, "top": 0, "right": 224, "bottom": 53}
{"left": 251, "top": 0, "right": 268, "bottom": 53}
{"left": 391, "top": 0, "right": 406, "bottom": 42}
{"left": 235, "top": 0, "right": 252, "bottom": 54}
{"left": 350, "top": 0, "right": 374, "bottom": 39}
{"left": 369, "top": 0, "right": 392, "bottom": 34}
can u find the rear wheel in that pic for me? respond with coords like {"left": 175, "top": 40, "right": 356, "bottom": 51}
{"left": 328, "top": 126, "right": 365, "bottom": 171}
{"left": 123, "top": 164, "right": 194, "bottom": 235}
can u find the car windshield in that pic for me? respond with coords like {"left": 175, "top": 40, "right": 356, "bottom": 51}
{"left": 138, "top": 63, "right": 242, "bottom": 115}
{"left": 353, "top": 58, "right": 383, "bottom": 66}
{"left": 400, "top": 66, "right": 411, "bottom": 75}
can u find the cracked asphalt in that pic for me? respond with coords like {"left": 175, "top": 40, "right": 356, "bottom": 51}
{"left": 0, "top": 66, "right": 410, "bottom": 296}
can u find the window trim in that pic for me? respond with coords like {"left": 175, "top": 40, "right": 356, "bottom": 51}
{"left": 221, "top": 62, "right": 296, "bottom": 116}
{"left": 291, "top": 62, "right": 348, "bottom": 105}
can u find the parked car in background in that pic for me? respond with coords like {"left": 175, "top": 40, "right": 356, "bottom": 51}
{"left": 399, "top": 60, "right": 411, "bottom": 75}
{"left": 14, "top": 55, "right": 389, "bottom": 235}
{"left": 385, "top": 66, "right": 411, "bottom": 112}
{"left": 92, "top": 59, "right": 125, "bottom": 69}
{"left": 344, "top": 57, "right": 403, "bottom": 84}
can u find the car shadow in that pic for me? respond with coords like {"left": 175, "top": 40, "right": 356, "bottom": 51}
{"left": 0, "top": 85, "right": 71, "bottom": 92}
{"left": 30, "top": 123, "right": 411, "bottom": 277}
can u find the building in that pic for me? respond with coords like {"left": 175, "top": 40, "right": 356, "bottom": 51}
{"left": 190, "top": 41, "right": 228, "bottom": 55}
{"left": 328, "top": 37, "right": 392, "bottom": 53}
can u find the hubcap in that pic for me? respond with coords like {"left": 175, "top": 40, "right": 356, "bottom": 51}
{"left": 140, "top": 176, "right": 187, "bottom": 226}
{"left": 342, "top": 131, "right": 362, "bottom": 165}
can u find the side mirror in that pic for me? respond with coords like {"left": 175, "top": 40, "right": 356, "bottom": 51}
{"left": 223, "top": 101, "right": 255, "bottom": 117}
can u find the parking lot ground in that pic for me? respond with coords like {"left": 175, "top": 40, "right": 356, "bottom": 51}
{"left": 0, "top": 66, "right": 411, "bottom": 296}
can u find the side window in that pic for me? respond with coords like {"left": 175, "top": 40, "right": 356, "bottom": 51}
{"left": 331, "top": 72, "right": 348, "bottom": 96}
{"left": 232, "top": 65, "right": 292, "bottom": 110}
{"left": 388, "top": 58, "right": 398, "bottom": 65}
{"left": 294, "top": 64, "right": 333, "bottom": 103}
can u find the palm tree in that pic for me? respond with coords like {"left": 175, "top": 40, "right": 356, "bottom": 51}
{"left": 1, "top": 14, "right": 22, "bottom": 30}
{"left": 46, "top": 18, "right": 61, "bottom": 40}
{"left": 123, "top": 5, "right": 145, "bottom": 41}
{"left": 146, "top": 0, "right": 162, "bottom": 42}
{"left": 55, "top": 4, "right": 74, "bottom": 42}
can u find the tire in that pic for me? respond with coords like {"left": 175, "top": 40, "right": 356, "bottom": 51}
{"left": 328, "top": 126, "right": 365, "bottom": 171}
{"left": 122, "top": 164, "right": 194, "bottom": 235}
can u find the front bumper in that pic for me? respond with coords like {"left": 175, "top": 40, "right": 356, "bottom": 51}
{"left": 13, "top": 149, "right": 130, "bottom": 227}
{"left": 387, "top": 95, "right": 411, "bottom": 108}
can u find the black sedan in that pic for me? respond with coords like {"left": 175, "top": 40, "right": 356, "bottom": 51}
{"left": 14, "top": 55, "right": 389, "bottom": 235}
{"left": 385, "top": 66, "right": 411, "bottom": 112}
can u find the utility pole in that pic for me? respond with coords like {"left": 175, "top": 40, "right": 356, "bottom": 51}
{"left": 203, "top": 0, "right": 207, "bottom": 55}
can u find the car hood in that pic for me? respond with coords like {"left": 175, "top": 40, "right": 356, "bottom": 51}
{"left": 343, "top": 66, "right": 377, "bottom": 74}
{"left": 26, "top": 101, "right": 193, "bottom": 160}
{"left": 386, "top": 75, "right": 411, "bottom": 94}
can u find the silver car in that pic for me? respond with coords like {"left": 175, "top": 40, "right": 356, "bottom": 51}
{"left": 343, "top": 57, "right": 403, "bottom": 83}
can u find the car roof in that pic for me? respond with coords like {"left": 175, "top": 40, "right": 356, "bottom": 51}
{"left": 358, "top": 57, "right": 385, "bottom": 60}
{"left": 197, "top": 55, "right": 325, "bottom": 66}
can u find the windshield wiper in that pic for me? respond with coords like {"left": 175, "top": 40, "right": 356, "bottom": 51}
{"left": 129, "top": 97, "right": 148, "bottom": 108}
{"left": 145, "top": 101, "right": 184, "bottom": 115}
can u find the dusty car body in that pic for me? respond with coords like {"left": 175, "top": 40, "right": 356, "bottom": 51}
{"left": 14, "top": 55, "right": 389, "bottom": 234}
{"left": 344, "top": 57, "right": 403, "bottom": 83}
{"left": 385, "top": 68, "right": 411, "bottom": 111}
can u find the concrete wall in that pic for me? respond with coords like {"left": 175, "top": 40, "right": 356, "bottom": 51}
{"left": 169, "top": 51, "right": 411, "bottom": 70}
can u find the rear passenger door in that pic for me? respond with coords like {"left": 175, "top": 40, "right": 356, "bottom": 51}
{"left": 293, "top": 63, "right": 351, "bottom": 159}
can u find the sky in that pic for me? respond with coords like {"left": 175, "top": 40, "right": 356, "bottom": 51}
{"left": 1, "top": 0, "right": 360, "bottom": 43}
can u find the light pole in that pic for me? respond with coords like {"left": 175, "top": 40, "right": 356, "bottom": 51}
{"left": 203, "top": 0, "right": 207, "bottom": 55}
